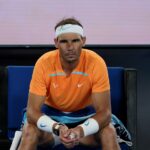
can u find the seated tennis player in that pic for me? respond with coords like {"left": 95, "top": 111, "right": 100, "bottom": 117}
{"left": 17, "top": 17, "right": 132, "bottom": 150}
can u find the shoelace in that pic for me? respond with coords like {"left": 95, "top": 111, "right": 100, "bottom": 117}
{"left": 117, "top": 126, "right": 127, "bottom": 136}
{"left": 117, "top": 136, "right": 133, "bottom": 146}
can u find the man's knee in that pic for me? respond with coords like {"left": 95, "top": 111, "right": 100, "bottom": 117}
{"left": 21, "top": 123, "right": 40, "bottom": 143}
{"left": 79, "top": 135, "right": 99, "bottom": 147}
{"left": 78, "top": 124, "right": 119, "bottom": 149}
{"left": 100, "top": 123, "right": 117, "bottom": 139}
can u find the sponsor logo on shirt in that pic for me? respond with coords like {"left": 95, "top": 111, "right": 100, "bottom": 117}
{"left": 53, "top": 83, "right": 58, "bottom": 88}
{"left": 77, "top": 83, "right": 84, "bottom": 88}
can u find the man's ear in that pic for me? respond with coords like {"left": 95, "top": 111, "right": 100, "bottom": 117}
{"left": 54, "top": 38, "right": 58, "bottom": 48}
{"left": 82, "top": 37, "right": 86, "bottom": 47}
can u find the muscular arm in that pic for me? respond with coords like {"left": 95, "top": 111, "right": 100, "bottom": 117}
{"left": 91, "top": 90, "right": 112, "bottom": 130}
{"left": 66, "top": 90, "right": 112, "bottom": 141}
{"left": 26, "top": 92, "right": 46, "bottom": 125}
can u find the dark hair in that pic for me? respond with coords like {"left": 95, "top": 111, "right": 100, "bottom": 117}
{"left": 54, "top": 17, "right": 83, "bottom": 30}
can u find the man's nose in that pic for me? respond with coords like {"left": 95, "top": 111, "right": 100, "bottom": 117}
{"left": 67, "top": 41, "right": 74, "bottom": 50}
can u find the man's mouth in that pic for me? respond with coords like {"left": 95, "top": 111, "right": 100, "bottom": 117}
{"left": 66, "top": 53, "right": 75, "bottom": 56}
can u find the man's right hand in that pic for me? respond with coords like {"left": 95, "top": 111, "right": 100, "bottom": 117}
{"left": 59, "top": 126, "right": 82, "bottom": 149}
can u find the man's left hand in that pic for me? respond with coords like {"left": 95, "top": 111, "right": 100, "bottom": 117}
{"left": 59, "top": 126, "right": 84, "bottom": 149}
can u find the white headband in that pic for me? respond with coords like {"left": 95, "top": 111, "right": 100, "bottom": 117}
{"left": 55, "top": 24, "right": 84, "bottom": 37}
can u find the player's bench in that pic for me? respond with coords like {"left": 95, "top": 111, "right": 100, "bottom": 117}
{"left": 3, "top": 66, "right": 137, "bottom": 150}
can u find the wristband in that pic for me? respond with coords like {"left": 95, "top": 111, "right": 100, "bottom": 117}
{"left": 79, "top": 118, "right": 99, "bottom": 137}
{"left": 37, "top": 115, "right": 57, "bottom": 133}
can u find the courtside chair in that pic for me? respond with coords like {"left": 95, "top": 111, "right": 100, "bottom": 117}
{"left": 6, "top": 66, "right": 137, "bottom": 150}
{"left": 7, "top": 66, "right": 33, "bottom": 140}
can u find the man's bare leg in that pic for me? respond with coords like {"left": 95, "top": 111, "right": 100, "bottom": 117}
{"left": 100, "top": 123, "right": 120, "bottom": 150}
{"left": 79, "top": 123, "right": 120, "bottom": 150}
{"left": 17, "top": 123, "right": 54, "bottom": 150}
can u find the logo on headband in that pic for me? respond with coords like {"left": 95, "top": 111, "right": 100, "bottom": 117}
{"left": 59, "top": 25, "right": 72, "bottom": 31}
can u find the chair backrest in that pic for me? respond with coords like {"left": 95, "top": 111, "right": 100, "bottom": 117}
{"left": 108, "top": 67, "right": 126, "bottom": 123}
{"left": 7, "top": 66, "right": 34, "bottom": 139}
{"left": 7, "top": 66, "right": 126, "bottom": 139}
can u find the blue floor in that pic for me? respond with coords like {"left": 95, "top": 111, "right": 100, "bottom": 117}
{"left": 38, "top": 143, "right": 129, "bottom": 150}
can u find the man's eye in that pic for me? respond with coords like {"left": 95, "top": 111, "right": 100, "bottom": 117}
{"left": 59, "top": 40, "right": 68, "bottom": 43}
{"left": 72, "top": 39, "right": 80, "bottom": 43}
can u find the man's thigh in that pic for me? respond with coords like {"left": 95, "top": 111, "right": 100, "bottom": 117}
{"left": 79, "top": 134, "right": 100, "bottom": 148}
{"left": 38, "top": 130, "right": 54, "bottom": 146}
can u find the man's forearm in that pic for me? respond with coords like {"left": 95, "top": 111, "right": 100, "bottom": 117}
{"left": 93, "top": 110, "right": 111, "bottom": 130}
{"left": 26, "top": 107, "right": 43, "bottom": 125}
{"left": 78, "top": 110, "right": 111, "bottom": 137}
